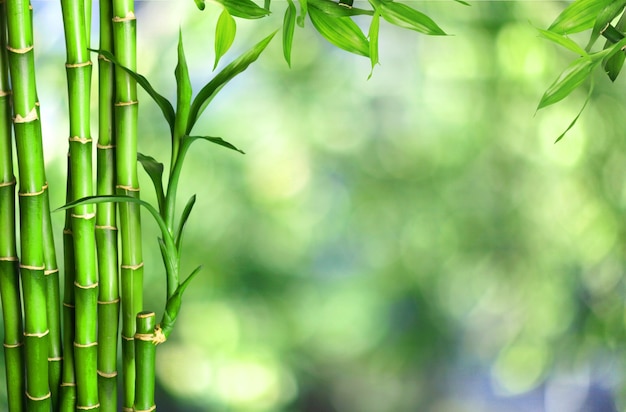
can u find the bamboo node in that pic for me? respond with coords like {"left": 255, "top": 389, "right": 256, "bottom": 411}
{"left": 60, "top": 382, "right": 76, "bottom": 387}
{"left": 97, "top": 143, "right": 115, "bottom": 149}
{"left": 63, "top": 302, "right": 75, "bottom": 308}
{"left": 63, "top": 229, "right": 73, "bottom": 235}
{"left": 121, "top": 334, "right": 134, "bottom": 342}
{"left": 0, "top": 89, "right": 12, "bottom": 97}
{"left": 97, "top": 370, "right": 118, "bottom": 378}
{"left": 7, "top": 45, "right": 33, "bottom": 54}
{"left": 97, "top": 54, "right": 111, "bottom": 62}
{"left": 68, "top": 136, "right": 92, "bottom": 144}
{"left": 0, "top": 178, "right": 15, "bottom": 188}
{"left": 77, "top": 403, "right": 100, "bottom": 410}
{"left": 44, "top": 269, "right": 59, "bottom": 276}
{"left": 13, "top": 107, "right": 38, "bottom": 123}
{"left": 135, "top": 333, "right": 154, "bottom": 342}
{"left": 152, "top": 325, "right": 166, "bottom": 345}
{"left": 0, "top": 256, "right": 18, "bottom": 262}
{"left": 74, "top": 281, "right": 98, "bottom": 290}
{"left": 19, "top": 187, "right": 45, "bottom": 197}
{"left": 121, "top": 262, "right": 144, "bottom": 270}
{"left": 95, "top": 225, "right": 118, "bottom": 231}
{"left": 19, "top": 264, "right": 45, "bottom": 270}
{"left": 65, "top": 61, "right": 92, "bottom": 68}
{"left": 97, "top": 297, "right": 120, "bottom": 304}
{"left": 134, "top": 406, "right": 156, "bottom": 412}
{"left": 122, "top": 408, "right": 134, "bottom": 412}
{"left": 73, "top": 341, "right": 98, "bottom": 348}
{"left": 114, "top": 100, "right": 138, "bottom": 107}
{"left": 3, "top": 342, "right": 23, "bottom": 348}
{"left": 24, "top": 329, "right": 49, "bottom": 338}
{"left": 112, "top": 11, "right": 136, "bottom": 22}
{"left": 70, "top": 212, "right": 96, "bottom": 220}
{"left": 26, "top": 391, "right": 51, "bottom": 401}
{"left": 48, "top": 356, "right": 62, "bottom": 361}
{"left": 116, "top": 184, "right": 140, "bottom": 192}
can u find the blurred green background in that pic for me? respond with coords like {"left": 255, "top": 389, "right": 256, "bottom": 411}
{"left": 7, "top": 0, "right": 626, "bottom": 411}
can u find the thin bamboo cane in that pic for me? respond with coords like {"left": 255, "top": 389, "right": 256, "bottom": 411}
{"left": 59, "top": 0, "right": 99, "bottom": 409}
{"left": 0, "top": 3, "right": 25, "bottom": 411}
{"left": 96, "top": 0, "right": 120, "bottom": 410}
{"left": 111, "top": 1, "right": 143, "bottom": 408}
{"left": 5, "top": 0, "right": 51, "bottom": 409}
{"left": 134, "top": 312, "right": 156, "bottom": 412}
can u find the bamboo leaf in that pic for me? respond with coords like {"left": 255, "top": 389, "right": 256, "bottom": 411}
{"left": 538, "top": 56, "right": 594, "bottom": 109}
{"left": 375, "top": 0, "right": 446, "bottom": 35}
{"left": 603, "top": 10, "right": 626, "bottom": 81}
{"left": 549, "top": 0, "right": 613, "bottom": 35}
{"left": 554, "top": 81, "right": 593, "bottom": 143}
{"left": 283, "top": 0, "right": 297, "bottom": 67}
{"left": 368, "top": 11, "right": 380, "bottom": 79}
{"left": 586, "top": 0, "right": 626, "bottom": 50}
{"left": 194, "top": 0, "right": 206, "bottom": 10}
{"left": 160, "top": 266, "right": 203, "bottom": 339}
{"left": 187, "top": 31, "right": 277, "bottom": 133}
{"left": 137, "top": 153, "right": 166, "bottom": 215}
{"left": 91, "top": 48, "right": 175, "bottom": 133}
{"left": 175, "top": 31, "right": 193, "bottom": 152}
{"left": 297, "top": 0, "right": 308, "bottom": 27}
{"left": 214, "top": 9, "right": 237, "bottom": 70}
{"left": 453, "top": 0, "right": 470, "bottom": 5}
{"left": 537, "top": 29, "right": 588, "bottom": 56}
{"left": 308, "top": 6, "right": 369, "bottom": 57}
{"left": 213, "top": 0, "right": 270, "bottom": 19}
{"left": 175, "top": 195, "right": 197, "bottom": 252}
{"left": 186, "top": 135, "right": 246, "bottom": 154}
{"left": 308, "top": 0, "right": 373, "bottom": 17}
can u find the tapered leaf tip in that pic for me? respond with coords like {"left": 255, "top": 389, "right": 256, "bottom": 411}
{"left": 194, "top": 0, "right": 206, "bottom": 10}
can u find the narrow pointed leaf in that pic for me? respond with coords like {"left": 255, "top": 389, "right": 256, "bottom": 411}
{"left": 194, "top": 0, "right": 206, "bottom": 10}
{"left": 214, "top": 9, "right": 237, "bottom": 70}
{"left": 92, "top": 48, "right": 175, "bottom": 132}
{"left": 603, "top": 10, "right": 626, "bottom": 81}
{"left": 308, "top": 0, "right": 373, "bottom": 17}
{"left": 537, "top": 29, "right": 587, "bottom": 56}
{"left": 214, "top": 0, "right": 270, "bottom": 19}
{"left": 187, "top": 31, "right": 277, "bottom": 133}
{"left": 186, "top": 135, "right": 245, "bottom": 154}
{"left": 160, "top": 266, "right": 203, "bottom": 339}
{"left": 368, "top": 11, "right": 380, "bottom": 79}
{"left": 377, "top": 1, "right": 446, "bottom": 35}
{"left": 586, "top": 0, "right": 626, "bottom": 50}
{"left": 297, "top": 0, "right": 308, "bottom": 26}
{"left": 538, "top": 57, "right": 594, "bottom": 109}
{"left": 549, "top": 0, "right": 612, "bottom": 35}
{"left": 453, "top": 0, "right": 470, "bottom": 5}
{"left": 308, "top": 6, "right": 369, "bottom": 57}
{"left": 554, "top": 82, "right": 593, "bottom": 143}
{"left": 175, "top": 195, "right": 197, "bottom": 252}
{"left": 283, "top": 0, "right": 296, "bottom": 66}
{"left": 175, "top": 31, "right": 193, "bottom": 145}
{"left": 137, "top": 153, "right": 166, "bottom": 215}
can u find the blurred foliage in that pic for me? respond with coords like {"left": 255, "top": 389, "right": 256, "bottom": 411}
{"left": 4, "top": 1, "right": 626, "bottom": 411}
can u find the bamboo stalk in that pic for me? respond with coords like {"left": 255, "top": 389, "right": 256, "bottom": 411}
{"left": 134, "top": 312, "right": 156, "bottom": 412}
{"left": 5, "top": 0, "right": 51, "bottom": 409}
{"left": 111, "top": 1, "right": 143, "bottom": 408}
{"left": 0, "top": 3, "right": 25, "bottom": 411}
{"left": 59, "top": 0, "right": 99, "bottom": 409}
{"left": 96, "top": 0, "right": 120, "bottom": 410}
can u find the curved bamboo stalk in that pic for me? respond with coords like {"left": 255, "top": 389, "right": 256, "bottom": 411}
{"left": 5, "top": 0, "right": 51, "bottom": 409}
{"left": 111, "top": 1, "right": 142, "bottom": 408}
{"left": 96, "top": 0, "right": 120, "bottom": 410}
{"left": 59, "top": 0, "right": 99, "bottom": 409}
{"left": 0, "top": 3, "right": 25, "bottom": 411}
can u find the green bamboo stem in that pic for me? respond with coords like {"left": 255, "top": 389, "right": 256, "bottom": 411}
{"left": 96, "top": 0, "right": 120, "bottom": 410}
{"left": 0, "top": 3, "right": 25, "bottom": 410}
{"left": 134, "top": 312, "right": 156, "bottom": 412}
{"left": 60, "top": 165, "right": 77, "bottom": 412}
{"left": 6, "top": 0, "right": 51, "bottom": 409}
{"left": 111, "top": 1, "right": 142, "bottom": 408}
{"left": 60, "top": 0, "right": 99, "bottom": 409}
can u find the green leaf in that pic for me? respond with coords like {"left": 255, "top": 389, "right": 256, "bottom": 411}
{"left": 297, "top": 0, "right": 308, "bottom": 27}
{"left": 603, "top": 10, "right": 626, "bottom": 81}
{"left": 586, "top": 0, "right": 626, "bottom": 50}
{"left": 185, "top": 135, "right": 245, "bottom": 154}
{"left": 160, "top": 265, "right": 203, "bottom": 339}
{"left": 308, "top": 0, "right": 373, "bottom": 17}
{"left": 187, "top": 30, "right": 277, "bottom": 133}
{"left": 194, "top": 0, "right": 206, "bottom": 10}
{"left": 554, "top": 81, "right": 593, "bottom": 143}
{"left": 453, "top": 0, "right": 470, "bottom": 5}
{"left": 283, "top": 0, "right": 297, "bottom": 67}
{"left": 175, "top": 31, "right": 193, "bottom": 155}
{"left": 368, "top": 11, "right": 380, "bottom": 79}
{"left": 549, "top": 0, "right": 613, "bottom": 35}
{"left": 91, "top": 48, "right": 175, "bottom": 134}
{"left": 537, "top": 28, "right": 588, "bottom": 56}
{"left": 175, "top": 195, "right": 197, "bottom": 252}
{"left": 308, "top": 6, "right": 369, "bottom": 57}
{"left": 214, "top": 8, "right": 237, "bottom": 70}
{"left": 137, "top": 153, "right": 166, "bottom": 215}
{"left": 213, "top": 0, "right": 270, "bottom": 19}
{"left": 537, "top": 56, "right": 594, "bottom": 109}
{"left": 375, "top": 0, "right": 446, "bottom": 35}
